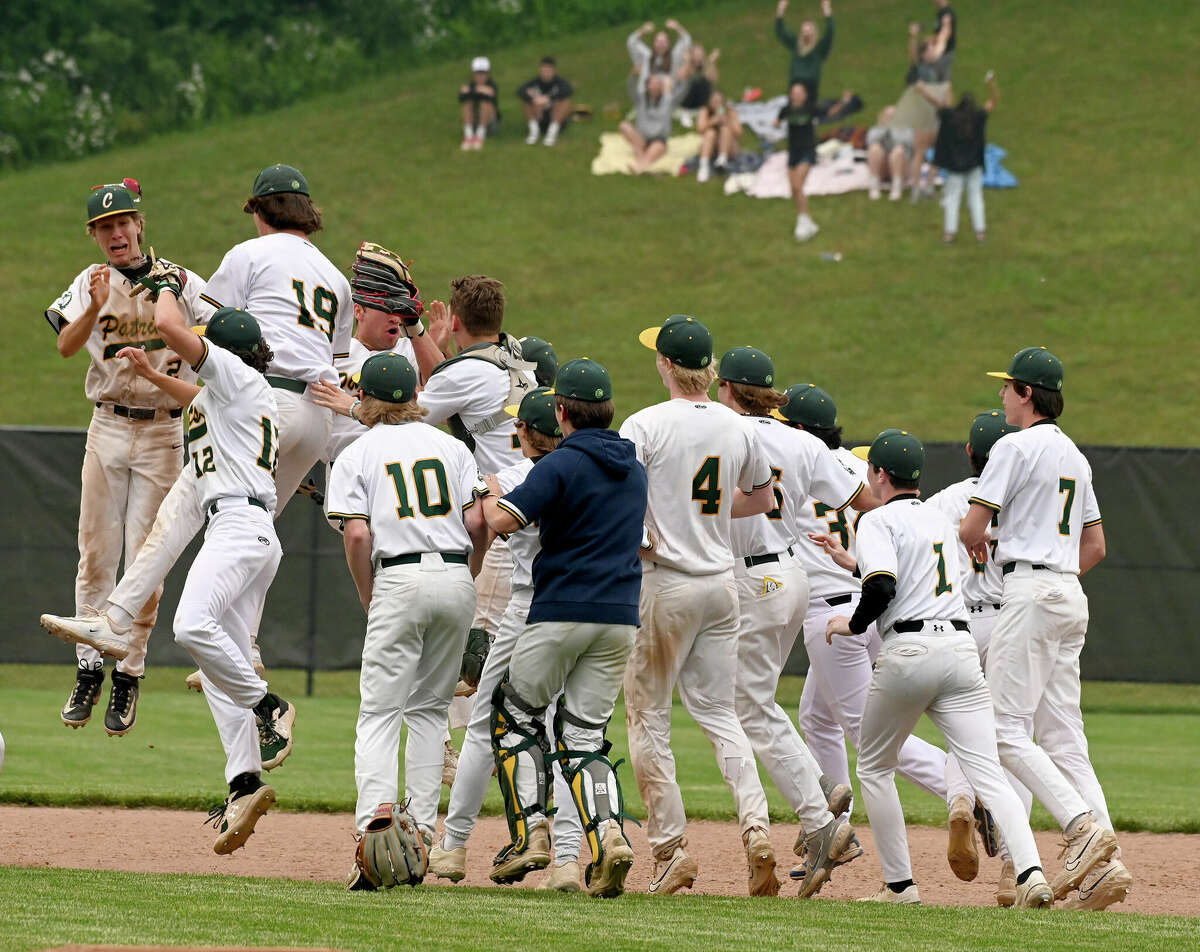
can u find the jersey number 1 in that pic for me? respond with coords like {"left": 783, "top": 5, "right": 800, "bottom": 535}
{"left": 933, "top": 543, "right": 953, "bottom": 596}
{"left": 386, "top": 459, "right": 452, "bottom": 520}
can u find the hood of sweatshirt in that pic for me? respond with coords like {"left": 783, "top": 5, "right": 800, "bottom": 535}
{"left": 561, "top": 428, "right": 639, "bottom": 479}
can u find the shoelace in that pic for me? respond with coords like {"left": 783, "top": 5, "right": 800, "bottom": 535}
{"left": 70, "top": 676, "right": 100, "bottom": 707}
{"left": 109, "top": 681, "right": 133, "bottom": 717}
{"left": 205, "top": 799, "right": 229, "bottom": 830}
{"left": 258, "top": 722, "right": 284, "bottom": 748}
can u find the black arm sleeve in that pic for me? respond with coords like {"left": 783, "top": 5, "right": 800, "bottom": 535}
{"left": 848, "top": 573, "right": 897, "bottom": 634}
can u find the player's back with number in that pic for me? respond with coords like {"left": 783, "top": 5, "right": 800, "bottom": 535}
{"left": 620, "top": 399, "right": 767, "bottom": 574}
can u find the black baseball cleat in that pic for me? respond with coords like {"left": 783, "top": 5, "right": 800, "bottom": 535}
{"left": 253, "top": 692, "right": 295, "bottom": 770}
{"left": 974, "top": 800, "right": 1001, "bottom": 858}
{"left": 105, "top": 669, "right": 140, "bottom": 736}
{"left": 62, "top": 668, "right": 105, "bottom": 728}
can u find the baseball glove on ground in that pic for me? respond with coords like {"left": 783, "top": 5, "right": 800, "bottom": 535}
{"left": 355, "top": 801, "right": 428, "bottom": 888}
{"left": 459, "top": 626, "right": 490, "bottom": 690}
{"left": 132, "top": 248, "right": 186, "bottom": 301}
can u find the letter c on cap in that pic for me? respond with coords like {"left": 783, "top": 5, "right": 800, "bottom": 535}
{"left": 102, "top": 191, "right": 113, "bottom": 208}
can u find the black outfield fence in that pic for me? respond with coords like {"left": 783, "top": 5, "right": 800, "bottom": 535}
{"left": 3, "top": 426, "right": 1197, "bottom": 684}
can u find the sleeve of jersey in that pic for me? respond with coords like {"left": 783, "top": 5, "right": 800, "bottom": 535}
{"left": 331, "top": 277, "right": 354, "bottom": 360}
{"left": 617, "top": 416, "right": 649, "bottom": 464}
{"left": 1081, "top": 478, "right": 1102, "bottom": 527}
{"left": 456, "top": 444, "right": 480, "bottom": 511}
{"left": 739, "top": 426, "right": 774, "bottom": 491}
{"left": 969, "top": 439, "right": 1017, "bottom": 512}
{"left": 192, "top": 342, "right": 245, "bottom": 402}
{"left": 416, "top": 367, "right": 471, "bottom": 426}
{"left": 180, "top": 270, "right": 218, "bottom": 325}
{"left": 811, "top": 447, "right": 867, "bottom": 511}
{"left": 45, "top": 270, "right": 90, "bottom": 333}
{"left": 847, "top": 516, "right": 898, "bottom": 634}
{"left": 200, "top": 245, "right": 247, "bottom": 311}
{"left": 326, "top": 450, "right": 370, "bottom": 522}
{"left": 495, "top": 455, "right": 561, "bottom": 528}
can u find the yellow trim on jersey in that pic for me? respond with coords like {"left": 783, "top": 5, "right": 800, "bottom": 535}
{"left": 860, "top": 570, "right": 897, "bottom": 584}
{"left": 328, "top": 511, "right": 369, "bottom": 522}
{"left": 1082, "top": 517, "right": 1103, "bottom": 528}
{"left": 967, "top": 495, "right": 1000, "bottom": 512}
{"left": 199, "top": 293, "right": 223, "bottom": 310}
{"left": 192, "top": 338, "right": 210, "bottom": 373}
{"left": 494, "top": 497, "right": 529, "bottom": 528}
{"left": 843, "top": 482, "right": 866, "bottom": 510}
{"left": 334, "top": 352, "right": 350, "bottom": 359}
{"left": 461, "top": 498, "right": 477, "bottom": 511}
{"left": 752, "top": 475, "right": 775, "bottom": 491}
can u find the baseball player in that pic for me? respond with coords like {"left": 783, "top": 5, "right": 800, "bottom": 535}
{"left": 619, "top": 316, "right": 780, "bottom": 897}
{"left": 817, "top": 429, "right": 1054, "bottom": 907}
{"left": 44, "top": 296, "right": 293, "bottom": 855}
{"left": 715, "top": 350, "right": 866, "bottom": 895}
{"left": 960, "top": 347, "right": 1127, "bottom": 910}
{"left": 430, "top": 387, "right": 585, "bottom": 891}
{"left": 481, "top": 359, "right": 647, "bottom": 898}
{"left": 325, "top": 353, "right": 487, "bottom": 890}
{"left": 46, "top": 179, "right": 213, "bottom": 735}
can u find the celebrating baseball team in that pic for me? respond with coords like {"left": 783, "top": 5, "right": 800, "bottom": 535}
{"left": 37, "top": 164, "right": 1128, "bottom": 911}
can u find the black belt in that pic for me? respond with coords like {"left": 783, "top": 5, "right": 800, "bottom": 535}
{"left": 968, "top": 603, "right": 1003, "bottom": 613}
{"left": 892, "top": 619, "right": 970, "bottom": 633}
{"left": 98, "top": 402, "right": 183, "bottom": 421}
{"left": 208, "top": 497, "right": 267, "bottom": 516}
{"left": 266, "top": 376, "right": 307, "bottom": 394}
{"left": 823, "top": 594, "right": 853, "bottom": 607}
{"left": 381, "top": 552, "right": 469, "bottom": 568}
{"left": 1001, "top": 562, "right": 1048, "bottom": 576}
{"left": 743, "top": 546, "right": 794, "bottom": 568}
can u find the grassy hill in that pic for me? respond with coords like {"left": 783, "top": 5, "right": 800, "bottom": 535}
{"left": 4, "top": 0, "right": 1197, "bottom": 443}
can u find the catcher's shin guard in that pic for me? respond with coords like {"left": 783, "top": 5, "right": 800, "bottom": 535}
{"left": 490, "top": 679, "right": 551, "bottom": 851}
{"left": 552, "top": 702, "right": 636, "bottom": 870}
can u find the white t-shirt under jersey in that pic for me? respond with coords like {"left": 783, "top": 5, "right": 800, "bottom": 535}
{"left": 325, "top": 337, "right": 417, "bottom": 463}
{"left": 925, "top": 475, "right": 1003, "bottom": 607}
{"left": 969, "top": 422, "right": 1101, "bottom": 575}
{"left": 186, "top": 341, "right": 280, "bottom": 514}
{"left": 46, "top": 260, "right": 212, "bottom": 408}
{"left": 202, "top": 232, "right": 353, "bottom": 384}
{"left": 855, "top": 496, "right": 967, "bottom": 635}
{"left": 326, "top": 420, "right": 478, "bottom": 564}
{"left": 793, "top": 444, "right": 869, "bottom": 599}
{"left": 620, "top": 398, "right": 771, "bottom": 576}
{"left": 495, "top": 457, "right": 541, "bottom": 591}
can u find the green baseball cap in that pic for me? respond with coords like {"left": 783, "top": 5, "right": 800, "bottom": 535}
{"left": 504, "top": 386, "right": 562, "bottom": 437}
{"left": 968, "top": 409, "right": 1019, "bottom": 458}
{"left": 359, "top": 352, "right": 417, "bottom": 403}
{"left": 852, "top": 428, "right": 924, "bottom": 481}
{"left": 249, "top": 164, "right": 310, "bottom": 200}
{"left": 518, "top": 336, "right": 559, "bottom": 388}
{"left": 771, "top": 383, "right": 837, "bottom": 428}
{"left": 638, "top": 314, "right": 713, "bottom": 370}
{"left": 553, "top": 357, "right": 612, "bottom": 402}
{"left": 718, "top": 346, "right": 775, "bottom": 386}
{"left": 203, "top": 307, "right": 265, "bottom": 353}
{"left": 87, "top": 181, "right": 141, "bottom": 225}
{"left": 987, "top": 346, "right": 1064, "bottom": 392}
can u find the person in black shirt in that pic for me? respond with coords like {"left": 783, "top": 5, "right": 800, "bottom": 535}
{"left": 774, "top": 81, "right": 821, "bottom": 241}
{"left": 929, "top": 1, "right": 957, "bottom": 78}
{"left": 677, "top": 44, "right": 721, "bottom": 110}
{"left": 459, "top": 56, "right": 500, "bottom": 151}
{"left": 517, "top": 57, "right": 574, "bottom": 147}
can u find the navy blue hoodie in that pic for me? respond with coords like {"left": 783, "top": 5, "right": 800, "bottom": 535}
{"left": 496, "top": 428, "right": 648, "bottom": 626}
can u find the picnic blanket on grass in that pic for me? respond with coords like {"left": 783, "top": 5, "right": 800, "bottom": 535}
{"left": 591, "top": 132, "right": 702, "bottom": 175}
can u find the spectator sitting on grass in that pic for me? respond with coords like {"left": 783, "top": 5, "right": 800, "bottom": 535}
{"left": 517, "top": 56, "right": 574, "bottom": 147}
{"left": 677, "top": 44, "right": 721, "bottom": 111}
{"left": 620, "top": 73, "right": 687, "bottom": 175}
{"left": 893, "top": 26, "right": 947, "bottom": 198}
{"left": 628, "top": 18, "right": 692, "bottom": 81}
{"left": 696, "top": 91, "right": 743, "bottom": 183}
{"left": 865, "top": 105, "right": 914, "bottom": 201}
{"left": 459, "top": 56, "right": 499, "bottom": 151}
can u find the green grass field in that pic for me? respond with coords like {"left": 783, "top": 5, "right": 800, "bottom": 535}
{"left": 4, "top": 0, "right": 1199, "bottom": 442}
{"left": 3, "top": 665, "right": 1198, "bottom": 833}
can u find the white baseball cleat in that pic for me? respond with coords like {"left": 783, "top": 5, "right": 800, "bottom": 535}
{"left": 947, "top": 794, "right": 980, "bottom": 882}
{"left": 648, "top": 846, "right": 698, "bottom": 895}
{"left": 429, "top": 841, "right": 467, "bottom": 883}
{"left": 859, "top": 882, "right": 921, "bottom": 904}
{"left": 1015, "top": 868, "right": 1054, "bottom": 908}
{"left": 211, "top": 784, "right": 276, "bottom": 855}
{"left": 537, "top": 859, "right": 582, "bottom": 892}
{"left": 1061, "top": 857, "right": 1132, "bottom": 911}
{"left": 40, "top": 612, "right": 130, "bottom": 660}
{"left": 1051, "top": 814, "right": 1118, "bottom": 899}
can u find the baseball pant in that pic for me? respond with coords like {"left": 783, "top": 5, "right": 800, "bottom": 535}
{"left": 858, "top": 630, "right": 1043, "bottom": 883}
{"left": 354, "top": 555, "right": 475, "bottom": 835}
{"left": 471, "top": 537, "right": 512, "bottom": 635}
{"left": 173, "top": 503, "right": 280, "bottom": 782}
{"left": 987, "top": 565, "right": 1111, "bottom": 831}
{"left": 271, "top": 390, "right": 332, "bottom": 516}
{"left": 799, "top": 593, "right": 949, "bottom": 804}
{"left": 626, "top": 564, "right": 770, "bottom": 859}
{"left": 443, "top": 588, "right": 582, "bottom": 860}
{"left": 733, "top": 555, "right": 832, "bottom": 832}
{"left": 74, "top": 407, "right": 183, "bottom": 677}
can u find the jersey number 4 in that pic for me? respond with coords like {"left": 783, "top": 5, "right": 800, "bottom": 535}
{"left": 692, "top": 456, "right": 722, "bottom": 514}
{"left": 386, "top": 459, "right": 452, "bottom": 520}
{"left": 291, "top": 279, "right": 338, "bottom": 342}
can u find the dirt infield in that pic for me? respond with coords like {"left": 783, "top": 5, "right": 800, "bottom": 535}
{"left": 3, "top": 806, "right": 1195, "bottom": 916}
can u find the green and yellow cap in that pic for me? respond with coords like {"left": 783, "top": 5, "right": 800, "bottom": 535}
{"left": 771, "top": 383, "right": 837, "bottom": 428}
{"left": 552, "top": 357, "right": 612, "bottom": 402}
{"left": 202, "top": 306, "right": 265, "bottom": 353}
{"left": 852, "top": 428, "right": 924, "bottom": 481}
{"left": 718, "top": 346, "right": 775, "bottom": 386}
{"left": 968, "top": 409, "right": 1019, "bottom": 459}
{"left": 504, "top": 386, "right": 562, "bottom": 437}
{"left": 518, "top": 336, "right": 559, "bottom": 388}
{"left": 87, "top": 179, "right": 141, "bottom": 225}
{"left": 987, "top": 346, "right": 1064, "bottom": 392}
{"left": 359, "top": 352, "right": 417, "bottom": 403}
{"left": 248, "top": 164, "right": 310, "bottom": 200}
{"left": 638, "top": 314, "right": 713, "bottom": 370}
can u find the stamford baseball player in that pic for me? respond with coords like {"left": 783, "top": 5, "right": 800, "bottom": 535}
{"left": 817, "top": 429, "right": 1054, "bottom": 908}
{"left": 46, "top": 179, "right": 213, "bottom": 735}
{"left": 960, "top": 347, "right": 1127, "bottom": 910}
{"left": 619, "top": 315, "right": 780, "bottom": 897}
{"left": 325, "top": 353, "right": 487, "bottom": 890}
{"left": 44, "top": 298, "right": 294, "bottom": 855}
{"left": 430, "top": 387, "right": 585, "bottom": 892}
{"left": 714, "top": 348, "right": 864, "bottom": 896}
{"left": 482, "top": 359, "right": 647, "bottom": 899}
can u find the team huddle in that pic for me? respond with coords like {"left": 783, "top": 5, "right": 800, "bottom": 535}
{"left": 38, "top": 167, "right": 1128, "bottom": 910}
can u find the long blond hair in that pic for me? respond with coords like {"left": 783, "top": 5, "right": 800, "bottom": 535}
{"left": 357, "top": 395, "right": 428, "bottom": 427}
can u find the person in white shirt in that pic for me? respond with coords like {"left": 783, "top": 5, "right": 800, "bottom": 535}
{"left": 325, "top": 352, "right": 489, "bottom": 889}
{"left": 816, "top": 429, "right": 1053, "bottom": 908}
{"left": 960, "top": 347, "right": 1127, "bottom": 911}
{"left": 619, "top": 315, "right": 779, "bottom": 897}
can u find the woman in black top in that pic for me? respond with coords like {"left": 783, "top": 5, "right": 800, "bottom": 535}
{"left": 774, "top": 81, "right": 821, "bottom": 241}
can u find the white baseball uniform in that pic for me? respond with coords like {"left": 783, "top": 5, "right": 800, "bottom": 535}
{"left": 47, "top": 260, "right": 212, "bottom": 677}
{"left": 793, "top": 445, "right": 950, "bottom": 805}
{"left": 619, "top": 397, "right": 773, "bottom": 858}
{"left": 853, "top": 495, "right": 1045, "bottom": 884}
{"left": 325, "top": 337, "right": 416, "bottom": 465}
{"left": 171, "top": 340, "right": 281, "bottom": 783}
{"left": 441, "top": 457, "right": 583, "bottom": 862}
{"left": 326, "top": 419, "right": 478, "bottom": 836}
{"left": 731, "top": 418, "right": 858, "bottom": 831}
{"left": 970, "top": 422, "right": 1113, "bottom": 832}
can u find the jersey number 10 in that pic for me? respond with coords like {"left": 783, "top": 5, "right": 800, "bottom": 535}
{"left": 386, "top": 460, "right": 452, "bottom": 520}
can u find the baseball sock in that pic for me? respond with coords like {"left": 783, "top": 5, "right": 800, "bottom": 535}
{"left": 887, "top": 879, "right": 915, "bottom": 893}
{"left": 442, "top": 831, "right": 469, "bottom": 852}
{"left": 547, "top": 121, "right": 560, "bottom": 137}
{"left": 106, "top": 604, "right": 134, "bottom": 632}
{"left": 528, "top": 119, "right": 539, "bottom": 137}
{"left": 474, "top": 126, "right": 486, "bottom": 141}
{"left": 1015, "top": 866, "right": 1043, "bottom": 885}
{"left": 229, "top": 771, "right": 263, "bottom": 798}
